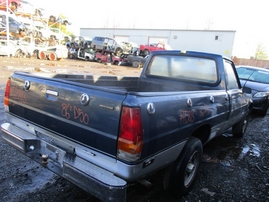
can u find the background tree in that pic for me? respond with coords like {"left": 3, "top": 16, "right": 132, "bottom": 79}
{"left": 255, "top": 43, "right": 268, "bottom": 60}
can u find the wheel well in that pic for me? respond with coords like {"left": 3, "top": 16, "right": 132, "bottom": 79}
{"left": 191, "top": 124, "right": 211, "bottom": 145}
{"left": 249, "top": 102, "right": 254, "bottom": 112}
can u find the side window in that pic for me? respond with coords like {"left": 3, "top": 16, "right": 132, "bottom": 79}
{"left": 224, "top": 60, "right": 239, "bottom": 89}
{"left": 8, "top": 17, "right": 16, "bottom": 24}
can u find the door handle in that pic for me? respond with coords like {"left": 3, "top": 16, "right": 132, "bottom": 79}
{"left": 46, "top": 90, "right": 59, "bottom": 101}
{"left": 46, "top": 90, "right": 59, "bottom": 97}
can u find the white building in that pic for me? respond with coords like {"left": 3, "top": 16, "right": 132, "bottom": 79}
{"left": 80, "top": 28, "right": 235, "bottom": 58}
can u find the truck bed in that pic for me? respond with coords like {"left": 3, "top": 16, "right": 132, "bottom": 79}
{"left": 22, "top": 71, "right": 222, "bottom": 94}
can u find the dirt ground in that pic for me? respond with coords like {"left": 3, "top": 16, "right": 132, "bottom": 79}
{"left": 0, "top": 57, "right": 269, "bottom": 202}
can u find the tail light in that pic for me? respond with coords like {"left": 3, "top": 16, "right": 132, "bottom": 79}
{"left": 117, "top": 106, "right": 143, "bottom": 162}
{"left": 4, "top": 79, "right": 11, "bottom": 112}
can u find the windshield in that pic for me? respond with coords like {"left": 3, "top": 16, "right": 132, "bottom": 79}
{"left": 237, "top": 67, "right": 269, "bottom": 84}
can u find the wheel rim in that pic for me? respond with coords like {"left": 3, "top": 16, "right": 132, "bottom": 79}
{"left": 49, "top": 53, "right": 56, "bottom": 61}
{"left": 144, "top": 50, "right": 149, "bottom": 55}
{"left": 184, "top": 151, "right": 200, "bottom": 187}
{"left": 15, "top": 50, "right": 22, "bottom": 58}
{"left": 39, "top": 51, "right": 46, "bottom": 60}
{"left": 115, "top": 48, "right": 122, "bottom": 56}
{"left": 133, "top": 61, "right": 139, "bottom": 68}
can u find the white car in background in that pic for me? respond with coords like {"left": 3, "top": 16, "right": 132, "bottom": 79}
{"left": 0, "top": 40, "right": 30, "bottom": 57}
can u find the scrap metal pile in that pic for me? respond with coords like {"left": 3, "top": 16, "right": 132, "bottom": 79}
{"left": 0, "top": 0, "right": 171, "bottom": 66}
{"left": 0, "top": 0, "right": 69, "bottom": 60}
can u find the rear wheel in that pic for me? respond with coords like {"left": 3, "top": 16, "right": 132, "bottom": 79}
{"left": 232, "top": 114, "right": 249, "bottom": 138}
{"left": 132, "top": 60, "right": 140, "bottom": 68}
{"left": 163, "top": 137, "right": 202, "bottom": 198}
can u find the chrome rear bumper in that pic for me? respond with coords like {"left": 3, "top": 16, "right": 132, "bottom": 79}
{"left": 1, "top": 123, "right": 127, "bottom": 202}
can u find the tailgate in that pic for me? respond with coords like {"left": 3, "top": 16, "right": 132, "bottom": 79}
{"left": 7, "top": 72, "right": 127, "bottom": 156}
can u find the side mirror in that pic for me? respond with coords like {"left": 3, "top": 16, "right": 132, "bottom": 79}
{"left": 242, "top": 86, "right": 252, "bottom": 94}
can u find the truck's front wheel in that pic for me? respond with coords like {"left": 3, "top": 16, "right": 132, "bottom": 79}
{"left": 163, "top": 137, "right": 202, "bottom": 198}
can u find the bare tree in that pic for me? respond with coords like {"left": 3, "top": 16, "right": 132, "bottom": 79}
{"left": 255, "top": 43, "right": 268, "bottom": 60}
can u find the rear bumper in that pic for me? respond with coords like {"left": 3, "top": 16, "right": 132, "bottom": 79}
{"left": 1, "top": 122, "right": 127, "bottom": 202}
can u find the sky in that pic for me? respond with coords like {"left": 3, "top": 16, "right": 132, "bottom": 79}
{"left": 27, "top": 0, "right": 269, "bottom": 58}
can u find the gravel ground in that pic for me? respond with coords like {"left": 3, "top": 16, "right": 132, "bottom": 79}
{"left": 0, "top": 57, "right": 268, "bottom": 202}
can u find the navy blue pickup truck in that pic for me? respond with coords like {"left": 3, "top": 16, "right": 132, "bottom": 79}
{"left": 1, "top": 50, "right": 252, "bottom": 201}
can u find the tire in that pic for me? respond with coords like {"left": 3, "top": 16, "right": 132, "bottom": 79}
{"left": 163, "top": 137, "right": 202, "bottom": 198}
{"left": 260, "top": 108, "right": 268, "bottom": 117}
{"left": 48, "top": 53, "right": 57, "bottom": 61}
{"left": 143, "top": 49, "right": 150, "bottom": 56}
{"left": 15, "top": 49, "right": 23, "bottom": 58}
{"left": 49, "top": 16, "right": 56, "bottom": 22}
{"left": 232, "top": 114, "right": 249, "bottom": 138}
{"left": 115, "top": 47, "right": 123, "bottom": 57}
{"left": 259, "top": 104, "right": 268, "bottom": 117}
{"left": 69, "top": 53, "right": 74, "bottom": 59}
{"left": 132, "top": 61, "right": 140, "bottom": 68}
{"left": 38, "top": 51, "right": 47, "bottom": 60}
{"left": 38, "top": 31, "right": 42, "bottom": 38}
{"left": 34, "top": 50, "right": 39, "bottom": 59}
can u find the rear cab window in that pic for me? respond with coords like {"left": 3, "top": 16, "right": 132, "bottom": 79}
{"left": 146, "top": 55, "right": 218, "bottom": 84}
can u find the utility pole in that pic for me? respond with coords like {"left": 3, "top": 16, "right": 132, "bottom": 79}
{"left": 5, "top": 0, "right": 10, "bottom": 57}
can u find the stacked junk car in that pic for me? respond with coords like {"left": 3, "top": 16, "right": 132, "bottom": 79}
{"left": 0, "top": 0, "right": 166, "bottom": 66}
{"left": 0, "top": 0, "right": 69, "bottom": 60}
{"left": 67, "top": 35, "right": 142, "bottom": 66}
